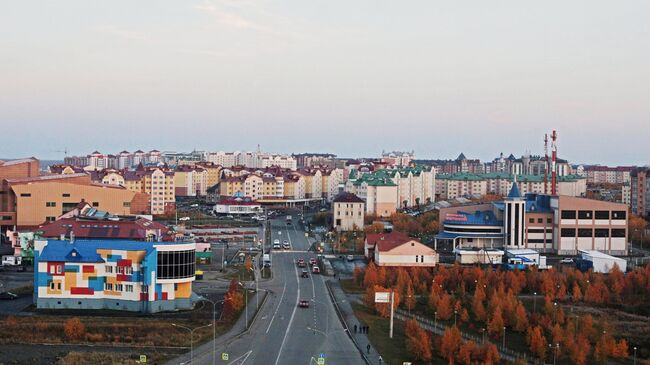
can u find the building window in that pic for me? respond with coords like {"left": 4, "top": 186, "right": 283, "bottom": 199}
{"left": 20, "top": 193, "right": 31, "bottom": 197}
{"left": 92, "top": 202, "right": 99, "bottom": 207}
{"left": 529, "top": 218, "right": 534, "bottom": 223}
{"left": 537, "top": 218, "right": 543, "bottom": 224}
{"left": 612, "top": 211, "right": 626, "bottom": 220}
{"left": 116, "top": 284, "right": 123, "bottom": 292}
{"left": 578, "top": 228, "right": 593, "bottom": 237}
{"left": 415, "top": 256, "right": 419, "bottom": 262}
{"left": 157, "top": 250, "right": 196, "bottom": 280}
{"left": 46, "top": 216, "right": 56, "bottom": 222}
{"left": 105, "top": 265, "right": 113, "bottom": 273}
{"left": 105, "top": 283, "right": 113, "bottom": 291}
{"left": 116, "top": 266, "right": 123, "bottom": 274}
{"left": 547, "top": 218, "right": 552, "bottom": 224}
{"left": 595, "top": 211, "right": 610, "bottom": 220}
{"left": 611, "top": 229, "right": 626, "bottom": 237}
{"left": 125, "top": 285, "right": 133, "bottom": 293}
{"left": 578, "top": 211, "right": 592, "bottom": 219}
{"left": 561, "top": 210, "right": 576, "bottom": 219}
{"left": 560, "top": 228, "right": 576, "bottom": 237}
{"left": 62, "top": 193, "right": 70, "bottom": 197}
{"left": 595, "top": 229, "right": 609, "bottom": 237}
{"left": 49, "top": 281, "right": 54, "bottom": 290}
{"left": 141, "top": 285, "right": 148, "bottom": 293}
{"left": 46, "top": 202, "right": 56, "bottom": 207}
{"left": 124, "top": 266, "right": 132, "bottom": 275}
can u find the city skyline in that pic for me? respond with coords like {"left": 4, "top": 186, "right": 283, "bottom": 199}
{"left": 2, "top": 0, "right": 649, "bottom": 165}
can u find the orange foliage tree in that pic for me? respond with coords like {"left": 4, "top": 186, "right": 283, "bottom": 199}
{"left": 440, "top": 326, "right": 462, "bottom": 364}
{"left": 405, "top": 319, "right": 433, "bottom": 362}
{"left": 526, "top": 325, "right": 547, "bottom": 359}
{"left": 64, "top": 317, "right": 85, "bottom": 340}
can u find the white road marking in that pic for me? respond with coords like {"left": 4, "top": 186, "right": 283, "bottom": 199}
{"left": 273, "top": 253, "right": 300, "bottom": 365}
{"left": 266, "top": 255, "right": 288, "bottom": 334}
{"left": 227, "top": 350, "right": 252, "bottom": 365}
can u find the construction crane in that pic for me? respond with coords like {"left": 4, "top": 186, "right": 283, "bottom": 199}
{"left": 52, "top": 148, "right": 69, "bottom": 158}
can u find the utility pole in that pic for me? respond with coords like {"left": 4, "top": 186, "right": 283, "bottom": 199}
{"left": 389, "top": 290, "right": 394, "bottom": 339}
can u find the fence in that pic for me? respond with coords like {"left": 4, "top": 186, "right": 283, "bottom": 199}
{"left": 393, "top": 308, "right": 544, "bottom": 365}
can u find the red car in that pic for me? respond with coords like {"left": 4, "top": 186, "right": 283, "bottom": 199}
{"left": 297, "top": 259, "right": 306, "bottom": 268}
{"left": 309, "top": 258, "right": 317, "bottom": 266}
{"left": 299, "top": 299, "right": 310, "bottom": 308}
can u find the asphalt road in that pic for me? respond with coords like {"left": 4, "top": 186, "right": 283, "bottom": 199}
{"left": 187, "top": 216, "right": 362, "bottom": 365}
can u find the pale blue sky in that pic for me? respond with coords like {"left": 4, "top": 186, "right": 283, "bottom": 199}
{"left": 1, "top": 0, "right": 648, "bottom": 165}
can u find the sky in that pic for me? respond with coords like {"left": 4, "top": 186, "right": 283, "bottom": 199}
{"left": 1, "top": 0, "right": 649, "bottom": 165}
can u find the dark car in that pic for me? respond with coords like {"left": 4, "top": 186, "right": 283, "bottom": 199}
{"left": 299, "top": 299, "right": 310, "bottom": 308}
{"left": 0, "top": 292, "right": 18, "bottom": 300}
{"left": 301, "top": 270, "right": 309, "bottom": 278}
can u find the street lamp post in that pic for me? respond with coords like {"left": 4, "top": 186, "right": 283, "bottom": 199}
{"left": 248, "top": 267, "right": 259, "bottom": 312}
{"left": 533, "top": 292, "right": 537, "bottom": 313}
{"left": 502, "top": 326, "right": 506, "bottom": 349}
{"left": 454, "top": 310, "right": 458, "bottom": 327}
{"left": 171, "top": 323, "right": 213, "bottom": 365}
{"left": 434, "top": 311, "right": 437, "bottom": 329}
{"left": 481, "top": 328, "right": 486, "bottom": 344}
{"left": 548, "top": 343, "right": 559, "bottom": 365}
{"left": 634, "top": 346, "right": 637, "bottom": 365}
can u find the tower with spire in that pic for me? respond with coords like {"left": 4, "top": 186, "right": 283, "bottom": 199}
{"left": 503, "top": 177, "right": 526, "bottom": 249}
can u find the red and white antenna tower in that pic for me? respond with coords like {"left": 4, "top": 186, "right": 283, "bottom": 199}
{"left": 544, "top": 134, "right": 548, "bottom": 194}
{"left": 551, "top": 130, "right": 558, "bottom": 195}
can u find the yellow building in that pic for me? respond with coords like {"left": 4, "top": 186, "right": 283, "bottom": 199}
{"left": 2, "top": 174, "right": 149, "bottom": 228}
{"left": 196, "top": 162, "right": 222, "bottom": 188}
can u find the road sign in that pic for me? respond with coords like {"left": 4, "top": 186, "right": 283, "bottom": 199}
{"left": 403, "top": 362, "right": 412, "bottom": 365}
{"left": 319, "top": 353, "right": 324, "bottom": 358}
{"left": 139, "top": 355, "right": 147, "bottom": 363}
{"left": 317, "top": 358, "right": 325, "bottom": 365}
{"left": 375, "top": 292, "right": 390, "bottom": 303}
{"left": 222, "top": 353, "right": 229, "bottom": 361}
{"left": 305, "top": 233, "right": 308, "bottom": 237}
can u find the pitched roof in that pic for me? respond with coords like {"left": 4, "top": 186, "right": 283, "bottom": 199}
{"left": 7, "top": 173, "right": 89, "bottom": 184}
{"left": 366, "top": 231, "right": 420, "bottom": 252}
{"left": 37, "top": 217, "right": 172, "bottom": 241}
{"left": 333, "top": 192, "right": 364, "bottom": 203}
{"left": 507, "top": 182, "right": 522, "bottom": 198}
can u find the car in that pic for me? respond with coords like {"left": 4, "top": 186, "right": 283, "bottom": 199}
{"left": 301, "top": 270, "right": 309, "bottom": 278}
{"left": 299, "top": 299, "right": 310, "bottom": 308}
{"left": 346, "top": 255, "right": 355, "bottom": 262}
{"left": 226, "top": 215, "right": 234, "bottom": 219}
{"left": 283, "top": 242, "right": 291, "bottom": 249}
{"left": 283, "top": 240, "right": 289, "bottom": 245}
{"left": 297, "top": 259, "right": 306, "bottom": 267}
{"left": 309, "top": 258, "right": 317, "bottom": 266}
{"left": 0, "top": 292, "right": 18, "bottom": 300}
{"left": 312, "top": 266, "right": 320, "bottom": 274}
{"left": 560, "top": 258, "right": 574, "bottom": 264}
{"left": 320, "top": 208, "right": 327, "bottom": 212}
{"left": 274, "top": 239, "right": 280, "bottom": 245}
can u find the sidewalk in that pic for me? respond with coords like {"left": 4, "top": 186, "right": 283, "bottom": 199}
{"left": 164, "top": 290, "right": 266, "bottom": 365}
{"left": 327, "top": 279, "right": 386, "bottom": 365}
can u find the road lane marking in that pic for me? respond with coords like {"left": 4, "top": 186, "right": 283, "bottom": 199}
{"left": 273, "top": 253, "right": 300, "bottom": 365}
{"left": 227, "top": 350, "right": 252, "bottom": 365}
{"left": 266, "top": 256, "right": 288, "bottom": 334}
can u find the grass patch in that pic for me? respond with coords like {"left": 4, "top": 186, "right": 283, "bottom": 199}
{"left": 55, "top": 351, "right": 169, "bottom": 365}
{"left": 351, "top": 302, "right": 446, "bottom": 365}
{"left": 340, "top": 279, "right": 365, "bottom": 295}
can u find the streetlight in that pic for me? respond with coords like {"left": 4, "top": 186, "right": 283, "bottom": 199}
{"left": 481, "top": 328, "right": 486, "bottom": 344}
{"left": 548, "top": 343, "right": 559, "bottom": 365}
{"left": 198, "top": 296, "right": 226, "bottom": 365}
{"left": 248, "top": 267, "right": 259, "bottom": 312}
{"left": 237, "top": 282, "right": 249, "bottom": 329}
{"left": 533, "top": 292, "right": 537, "bottom": 313}
{"left": 502, "top": 326, "right": 506, "bottom": 349}
{"left": 434, "top": 311, "right": 438, "bottom": 329}
{"left": 634, "top": 346, "right": 637, "bottom": 365}
{"left": 171, "top": 323, "right": 213, "bottom": 365}
{"left": 454, "top": 310, "right": 458, "bottom": 326}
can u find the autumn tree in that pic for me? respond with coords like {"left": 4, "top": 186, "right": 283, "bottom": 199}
{"left": 440, "top": 326, "right": 462, "bottom": 364}
{"left": 363, "top": 261, "right": 379, "bottom": 288}
{"left": 436, "top": 293, "right": 453, "bottom": 320}
{"left": 457, "top": 340, "right": 477, "bottom": 365}
{"left": 481, "top": 343, "right": 501, "bottom": 365}
{"left": 352, "top": 266, "right": 364, "bottom": 287}
{"left": 487, "top": 305, "right": 505, "bottom": 338}
{"left": 569, "top": 335, "right": 590, "bottom": 365}
{"left": 526, "top": 326, "right": 547, "bottom": 359}
{"left": 405, "top": 283, "right": 416, "bottom": 312}
{"left": 572, "top": 283, "right": 583, "bottom": 302}
{"left": 472, "top": 286, "right": 487, "bottom": 321}
{"left": 64, "top": 317, "right": 85, "bottom": 340}
{"left": 405, "top": 319, "right": 433, "bottom": 362}
{"left": 512, "top": 302, "right": 528, "bottom": 332}
{"left": 611, "top": 339, "right": 629, "bottom": 359}
{"left": 244, "top": 256, "right": 253, "bottom": 271}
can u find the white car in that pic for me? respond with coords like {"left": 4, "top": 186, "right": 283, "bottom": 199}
{"left": 273, "top": 239, "right": 281, "bottom": 249}
{"left": 283, "top": 242, "right": 291, "bottom": 249}
{"left": 560, "top": 258, "right": 574, "bottom": 264}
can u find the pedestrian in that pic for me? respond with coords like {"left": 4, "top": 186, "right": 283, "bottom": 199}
{"left": 378, "top": 355, "right": 383, "bottom": 364}
{"left": 354, "top": 324, "right": 357, "bottom": 333}
{"left": 367, "top": 344, "right": 371, "bottom": 354}
{"left": 367, "top": 325, "right": 370, "bottom": 334}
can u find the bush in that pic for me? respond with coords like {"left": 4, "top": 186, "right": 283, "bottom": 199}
{"left": 63, "top": 317, "right": 85, "bottom": 341}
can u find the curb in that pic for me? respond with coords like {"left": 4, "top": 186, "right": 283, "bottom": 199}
{"left": 325, "top": 281, "right": 372, "bottom": 365}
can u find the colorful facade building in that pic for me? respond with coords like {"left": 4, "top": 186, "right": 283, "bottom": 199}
{"left": 365, "top": 231, "right": 438, "bottom": 267}
{"left": 34, "top": 239, "right": 196, "bottom": 313}
{"left": 332, "top": 192, "right": 365, "bottom": 231}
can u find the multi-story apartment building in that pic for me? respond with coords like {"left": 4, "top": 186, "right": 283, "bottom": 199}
{"left": 332, "top": 192, "right": 365, "bottom": 231}
{"left": 346, "top": 175, "right": 398, "bottom": 217}
{"left": 583, "top": 166, "right": 635, "bottom": 184}
{"left": 66, "top": 150, "right": 164, "bottom": 170}
{"left": 381, "top": 151, "right": 415, "bottom": 167}
{"left": 630, "top": 167, "right": 649, "bottom": 217}
{"left": 621, "top": 183, "right": 631, "bottom": 206}
{"left": 174, "top": 165, "right": 208, "bottom": 197}
{"left": 435, "top": 173, "right": 587, "bottom": 200}
{"left": 297, "top": 168, "right": 323, "bottom": 199}
{"left": 33, "top": 238, "right": 196, "bottom": 313}
{"left": 195, "top": 162, "right": 222, "bottom": 189}
{"left": 293, "top": 153, "right": 337, "bottom": 168}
